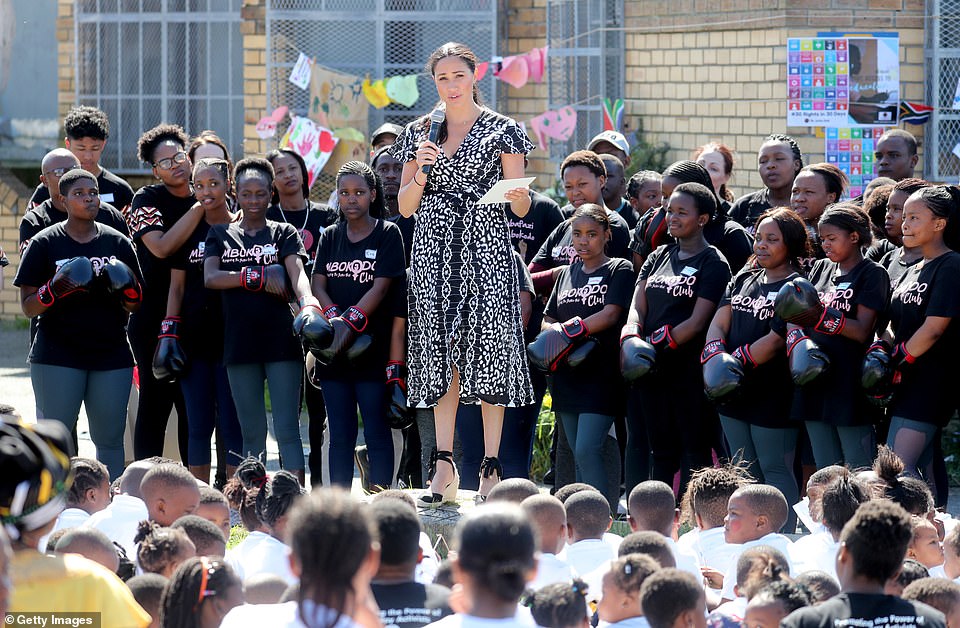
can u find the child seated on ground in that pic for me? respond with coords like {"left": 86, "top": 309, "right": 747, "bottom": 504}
{"left": 718, "top": 484, "right": 793, "bottom": 601}
{"left": 678, "top": 465, "right": 750, "bottom": 576}
{"left": 743, "top": 580, "right": 811, "bottom": 628}
{"left": 196, "top": 486, "right": 232, "bottom": 541}
{"left": 945, "top": 526, "right": 960, "bottom": 582}
{"left": 560, "top": 490, "right": 617, "bottom": 577}
{"left": 628, "top": 481, "right": 702, "bottom": 580}
{"left": 83, "top": 459, "right": 153, "bottom": 560}
{"left": 597, "top": 554, "right": 660, "bottom": 627}
{"left": 792, "top": 571, "right": 839, "bottom": 604}
{"left": 125, "top": 573, "right": 167, "bottom": 628}
{"left": 903, "top": 578, "right": 960, "bottom": 628}
{"left": 711, "top": 546, "right": 791, "bottom": 622}
{"left": 521, "top": 494, "right": 577, "bottom": 590}
{"left": 556, "top": 484, "right": 622, "bottom": 552}
{"left": 795, "top": 465, "right": 845, "bottom": 534}
{"left": 781, "top": 501, "right": 946, "bottom": 628}
{"left": 908, "top": 516, "right": 946, "bottom": 576}
{"left": 171, "top": 514, "right": 227, "bottom": 557}
{"left": 640, "top": 569, "right": 708, "bottom": 628}
{"left": 134, "top": 521, "right": 195, "bottom": 578}
{"left": 885, "top": 560, "right": 930, "bottom": 597}
{"left": 53, "top": 527, "right": 120, "bottom": 574}
{"left": 140, "top": 463, "right": 201, "bottom": 526}
{"left": 41, "top": 458, "right": 112, "bottom": 550}
{"left": 524, "top": 579, "right": 591, "bottom": 628}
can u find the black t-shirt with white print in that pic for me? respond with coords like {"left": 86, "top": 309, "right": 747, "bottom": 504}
{"left": 879, "top": 246, "right": 921, "bottom": 288}
{"left": 545, "top": 257, "right": 634, "bottom": 415}
{"left": 14, "top": 223, "right": 142, "bottom": 370}
{"left": 266, "top": 200, "right": 337, "bottom": 275}
{"left": 204, "top": 220, "right": 306, "bottom": 365}
{"left": 311, "top": 219, "right": 405, "bottom": 380}
{"left": 19, "top": 199, "right": 129, "bottom": 254}
{"left": 715, "top": 268, "right": 794, "bottom": 427}
{"left": 888, "top": 251, "right": 960, "bottom": 426}
{"left": 388, "top": 213, "right": 416, "bottom": 266}
{"left": 781, "top": 592, "right": 945, "bottom": 628}
{"left": 531, "top": 208, "right": 631, "bottom": 269}
{"left": 506, "top": 190, "right": 564, "bottom": 264}
{"left": 28, "top": 167, "right": 135, "bottom": 214}
{"left": 729, "top": 188, "right": 774, "bottom": 234}
{"left": 791, "top": 258, "right": 890, "bottom": 426}
{"left": 126, "top": 184, "right": 197, "bottom": 335}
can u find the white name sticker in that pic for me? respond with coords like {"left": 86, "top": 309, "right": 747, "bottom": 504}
{"left": 587, "top": 276, "right": 603, "bottom": 285}
{"left": 263, "top": 244, "right": 277, "bottom": 255}
{"left": 100, "top": 193, "right": 114, "bottom": 203}
{"left": 681, "top": 266, "right": 698, "bottom": 276}
{"left": 767, "top": 292, "right": 779, "bottom": 302}
{"left": 365, "top": 249, "right": 377, "bottom": 260}
{"left": 837, "top": 282, "right": 851, "bottom": 290}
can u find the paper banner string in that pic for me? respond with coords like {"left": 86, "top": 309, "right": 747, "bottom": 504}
{"left": 475, "top": 61, "right": 489, "bottom": 82}
{"left": 602, "top": 98, "right": 624, "bottom": 132}
{"left": 528, "top": 106, "right": 578, "bottom": 148}
{"left": 362, "top": 77, "right": 391, "bottom": 109}
{"left": 279, "top": 116, "right": 339, "bottom": 189}
{"left": 386, "top": 74, "right": 420, "bottom": 107}
{"left": 495, "top": 54, "right": 529, "bottom": 89}
{"left": 289, "top": 53, "right": 313, "bottom": 90}
{"left": 255, "top": 106, "right": 290, "bottom": 139}
{"left": 525, "top": 46, "right": 548, "bottom": 83}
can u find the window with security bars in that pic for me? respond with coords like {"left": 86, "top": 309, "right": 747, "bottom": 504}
{"left": 75, "top": 0, "right": 244, "bottom": 173}
{"left": 927, "top": 0, "right": 960, "bottom": 182}
{"left": 545, "top": 0, "right": 624, "bottom": 165}
{"left": 265, "top": 0, "right": 498, "bottom": 136}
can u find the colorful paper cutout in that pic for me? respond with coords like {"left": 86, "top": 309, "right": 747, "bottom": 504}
{"left": 309, "top": 65, "right": 368, "bottom": 133}
{"left": 525, "top": 46, "right": 548, "bottom": 83}
{"left": 386, "top": 74, "right": 420, "bottom": 107}
{"left": 528, "top": 107, "right": 577, "bottom": 147}
{"left": 475, "top": 62, "right": 489, "bottom": 82}
{"left": 495, "top": 55, "right": 529, "bottom": 89}
{"left": 289, "top": 53, "right": 313, "bottom": 90}
{"left": 255, "top": 106, "right": 289, "bottom": 139}
{"left": 279, "top": 116, "right": 339, "bottom": 189}
{"left": 362, "top": 78, "right": 391, "bottom": 109}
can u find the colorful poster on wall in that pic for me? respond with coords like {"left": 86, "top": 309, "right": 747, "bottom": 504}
{"left": 787, "top": 33, "right": 899, "bottom": 128}
{"left": 824, "top": 127, "right": 891, "bottom": 199}
{"left": 309, "top": 65, "right": 368, "bottom": 134}
{"left": 279, "top": 116, "right": 339, "bottom": 189}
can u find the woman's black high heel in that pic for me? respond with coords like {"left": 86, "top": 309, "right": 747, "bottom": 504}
{"left": 419, "top": 449, "right": 460, "bottom": 505}
{"left": 475, "top": 456, "right": 503, "bottom": 503}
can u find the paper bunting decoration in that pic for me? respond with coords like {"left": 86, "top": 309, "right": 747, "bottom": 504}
{"left": 362, "top": 78, "right": 391, "bottom": 109}
{"left": 525, "top": 47, "right": 547, "bottom": 83}
{"left": 289, "top": 53, "right": 313, "bottom": 90}
{"left": 279, "top": 116, "right": 339, "bottom": 189}
{"left": 255, "top": 106, "right": 289, "bottom": 139}
{"left": 602, "top": 98, "right": 625, "bottom": 132}
{"left": 475, "top": 62, "right": 489, "bottom": 82}
{"left": 528, "top": 107, "right": 578, "bottom": 148}
{"left": 495, "top": 55, "right": 529, "bottom": 89}
{"left": 386, "top": 74, "right": 420, "bottom": 107}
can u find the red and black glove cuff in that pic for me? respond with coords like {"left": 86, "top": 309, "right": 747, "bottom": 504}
{"left": 731, "top": 344, "right": 758, "bottom": 370}
{"left": 560, "top": 317, "right": 589, "bottom": 341}
{"left": 700, "top": 339, "right": 727, "bottom": 364}
{"left": 649, "top": 325, "right": 678, "bottom": 351}
{"left": 36, "top": 283, "right": 55, "bottom": 307}
{"left": 386, "top": 360, "right": 407, "bottom": 386}
{"left": 240, "top": 266, "right": 265, "bottom": 291}
{"left": 323, "top": 304, "right": 340, "bottom": 319}
{"left": 892, "top": 342, "right": 916, "bottom": 367}
{"left": 813, "top": 306, "right": 846, "bottom": 335}
{"left": 343, "top": 306, "right": 368, "bottom": 333}
{"left": 158, "top": 316, "right": 181, "bottom": 339}
{"left": 867, "top": 339, "right": 892, "bottom": 355}
{"left": 785, "top": 328, "right": 809, "bottom": 356}
{"left": 620, "top": 322, "right": 643, "bottom": 345}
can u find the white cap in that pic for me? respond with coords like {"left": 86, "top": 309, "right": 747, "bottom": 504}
{"left": 587, "top": 130, "right": 630, "bottom": 154}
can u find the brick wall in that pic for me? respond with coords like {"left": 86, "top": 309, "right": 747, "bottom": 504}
{"left": 624, "top": 0, "right": 926, "bottom": 195}
{"left": 0, "top": 170, "right": 32, "bottom": 319}
{"left": 241, "top": 0, "right": 269, "bottom": 158}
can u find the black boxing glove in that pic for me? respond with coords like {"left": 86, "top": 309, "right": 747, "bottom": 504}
{"left": 152, "top": 317, "right": 187, "bottom": 382}
{"left": 36, "top": 257, "right": 95, "bottom": 307}
{"left": 262, "top": 264, "right": 291, "bottom": 301}
{"left": 100, "top": 258, "right": 142, "bottom": 305}
{"left": 293, "top": 304, "right": 334, "bottom": 354}
{"left": 314, "top": 316, "right": 366, "bottom": 366}
{"left": 649, "top": 325, "right": 678, "bottom": 353}
{"left": 621, "top": 323, "right": 656, "bottom": 382}
{"left": 526, "top": 317, "right": 589, "bottom": 372}
{"left": 240, "top": 265, "right": 266, "bottom": 291}
{"left": 566, "top": 337, "right": 599, "bottom": 369}
{"left": 786, "top": 328, "right": 830, "bottom": 386}
{"left": 700, "top": 338, "right": 727, "bottom": 364}
{"left": 703, "top": 352, "right": 745, "bottom": 402}
{"left": 861, "top": 340, "right": 894, "bottom": 406}
{"left": 774, "top": 278, "right": 824, "bottom": 328}
{"left": 385, "top": 360, "right": 415, "bottom": 430}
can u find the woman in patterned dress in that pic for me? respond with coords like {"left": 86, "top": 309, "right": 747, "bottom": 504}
{"left": 394, "top": 42, "right": 535, "bottom": 503}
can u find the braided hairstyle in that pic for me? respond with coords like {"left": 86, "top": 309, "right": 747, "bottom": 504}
{"left": 222, "top": 476, "right": 261, "bottom": 533}
{"left": 159, "top": 556, "right": 241, "bottom": 628}
{"left": 66, "top": 457, "right": 109, "bottom": 509}
{"left": 134, "top": 521, "right": 194, "bottom": 576}
{"left": 910, "top": 185, "right": 960, "bottom": 252}
{"left": 523, "top": 579, "right": 590, "bottom": 628}
{"left": 627, "top": 170, "right": 662, "bottom": 200}
{"left": 662, "top": 161, "right": 720, "bottom": 219}
{"left": 235, "top": 457, "right": 303, "bottom": 532}
{"left": 763, "top": 134, "right": 804, "bottom": 172}
{"left": 336, "top": 160, "right": 386, "bottom": 219}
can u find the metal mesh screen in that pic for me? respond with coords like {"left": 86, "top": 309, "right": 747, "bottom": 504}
{"left": 927, "top": 0, "right": 960, "bottom": 181}
{"left": 75, "top": 0, "right": 244, "bottom": 173}
{"left": 265, "top": 0, "right": 497, "bottom": 197}
{"left": 545, "top": 0, "right": 624, "bottom": 165}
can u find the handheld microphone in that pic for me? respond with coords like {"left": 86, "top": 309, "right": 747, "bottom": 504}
{"left": 422, "top": 108, "right": 445, "bottom": 175}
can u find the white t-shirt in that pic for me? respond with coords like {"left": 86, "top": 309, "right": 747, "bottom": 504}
{"left": 666, "top": 537, "right": 703, "bottom": 581}
{"left": 416, "top": 531, "right": 440, "bottom": 584}
{"left": 221, "top": 601, "right": 360, "bottom": 628}
{"left": 559, "top": 539, "right": 617, "bottom": 580}
{"left": 720, "top": 533, "right": 794, "bottom": 600}
{"left": 427, "top": 608, "right": 536, "bottom": 627}
{"left": 529, "top": 552, "right": 577, "bottom": 591}
{"left": 83, "top": 494, "right": 148, "bottom": 561}
{"left": 225, "top": 531, "right": 298, "bottom": 585}
{"left": 39, "top": 508, "right": 91, "bottom": 552}
{"left": 679, "top": 526, "right": 742, "bottom": 574}
{"left": 599, "top": 617, "right": 651, "bottom": 628}
{"left": 789, "top": 531, "right": 839, "bottom": 581}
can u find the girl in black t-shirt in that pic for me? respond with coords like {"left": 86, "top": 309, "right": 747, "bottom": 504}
{"left": 624, "top": 182, "right": 731, "bottom": 493}
{"left": 310, "top": 161, "right": 405, "bottom": 490}
{"left": 793, "top": 205, "right": 890, "bottom": 470}
{"left": 879, "top": 179, "right": 931, "bottom": 287}
{"left": 164, "top": 158, "right": 242, "bottom": 483}
{"left": 731, "top": 134, "right": 804, "bottom": 232}
{"left": 790, "top": 163, "right": 848, "bottom": 274}
{"left": 538, "top": 204, "right": 633, "bottom": 508}
{"left": 14, "top": 169, "right": 143, "bottom": 480}
{"left": 704, "top": 208, "right": 808, "bottom": 510}
{"left": 203, "top": 158, "right": 317, "bottom": 482}
{"left": 879, "top": 186, "right": 960, "bottom": 477}
{"left": 266, "top": 147, "right": 338, "bottom": 485}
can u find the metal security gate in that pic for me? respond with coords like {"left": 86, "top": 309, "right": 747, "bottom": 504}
{"left": 75, "top": 0, "right": 244, "bottom": 173}
{"left": 265, "top": 0, "right": 499, "bottom": 135}
{"left": 927, "top": 0, "right": 960, "bottom": 182}
{"left": 546, "top": 0, "right": 624, "bottom": 165}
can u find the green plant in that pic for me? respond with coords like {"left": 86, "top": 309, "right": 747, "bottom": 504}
{"left": 530, "top": 393, "right": 555, "bottom": 483}
{"left": 625, "top": 118, "right": 671, "bottom": 179}
{"left": 941, "top": 418, "right": 960, "bottom": 487}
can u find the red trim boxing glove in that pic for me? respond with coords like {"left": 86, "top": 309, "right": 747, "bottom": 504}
{"left": 774, "top": 278, "right": 824, "bottom": 328}
{"left": 786, "top": 328, "right": 830, "bottom": 386}
{"left": 101, "top": 258, "right": 142, "bottom": 305}
{"left": 861, "top": 340, "right": 894, "bottom": 406}
{"left": 620, "top": 322, "right": 643, "bottom": 346}
{"left": 343, "top": 306, "right": 369, "bottom": 333}
{"left": 37, "top": 257, "right": 95, "bottom": 307}
{"left": 385, "top": 360, "right": 414, "bottom": 430}
{"left": 731, "top": 344, "right": 758, "bottom": 371}
{"left": 294, "top": 304, "right": 334, "bottom": 355}
{"left": 560, "top": 316, "right": 589, "bottom": 342}
{"left": 152, "top": 317, "right": 187, "bottom": 382}
{"left": 813, "top": 306, "right": 846, "bottom": 335}
{"left": 323, "top": 304, "right": 340, "bottom": 319}
{"left": 890, "top": 342, "right": 916, "bottom": 385}
{"left": 240, "top": 266, "right": 265, "bottom": 291}
{"left": 649, "top": 325, "right": 678, "bottom": 352}
{"left": 700, "top": 339, "right": 727, "bottom": 364}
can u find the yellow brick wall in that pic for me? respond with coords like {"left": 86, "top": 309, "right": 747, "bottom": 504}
{"left": 0, "top": 171, "right": 32, "bottom": 319}
{"left": 624, "top": 0, "right": 926, "bottom": 196}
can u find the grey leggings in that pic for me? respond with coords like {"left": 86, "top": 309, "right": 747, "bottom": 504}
{"left": 720, "top": 415, "right": 799, "bottom": 529}
{"left": 31, "top": 363, "right": 132, "bottom": 480}
{"left": 226, "top": 361, "right": 305, "bottom": 471}
{"left": 805, "top": 421, "right": 875, "bottom": 470}
{"left": 887, "top": 416, "right": 939, "bottom": 478}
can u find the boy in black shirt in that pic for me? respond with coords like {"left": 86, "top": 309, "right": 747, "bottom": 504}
{"left": 782, "top": 500, "right": 946, "bottom": 628}
{"left": 27, "top": 106, "right": 134, "bottom": 214}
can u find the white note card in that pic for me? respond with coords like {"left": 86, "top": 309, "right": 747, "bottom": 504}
{"left": 476, "top": 177, "right": 536, "bottom": 205}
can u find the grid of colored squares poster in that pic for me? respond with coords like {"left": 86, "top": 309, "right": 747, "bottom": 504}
{"left": 824, "top": 127, "right": 890, "bottom": 199}
{"left": 787, "top": 38, "right": 850, "bottom": 127}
